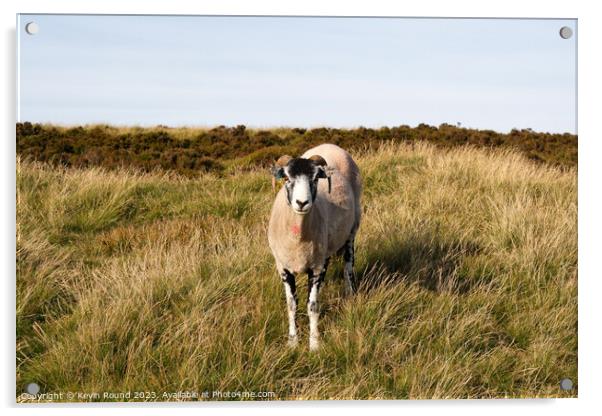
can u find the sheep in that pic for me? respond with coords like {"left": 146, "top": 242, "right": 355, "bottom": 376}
{"left": 267, "top": 143, "right": 362, "bottom": 351}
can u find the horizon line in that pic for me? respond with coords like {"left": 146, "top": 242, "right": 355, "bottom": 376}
{"left": 16, "top": 121, "right": 577, "bottom": 136}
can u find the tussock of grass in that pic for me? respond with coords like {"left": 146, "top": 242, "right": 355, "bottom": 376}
{"left": 16, "top": 142, "right": 577, "bottom": 400}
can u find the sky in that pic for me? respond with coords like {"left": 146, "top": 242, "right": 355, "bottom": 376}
{"left": 17, "top": 15, "right": 577, "bottom": 133}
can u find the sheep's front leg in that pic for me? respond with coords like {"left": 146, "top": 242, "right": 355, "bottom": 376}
{"left": 280, "top": 268, "right": 298, "bottom": 347}
{"left": 343, "top": 237, "right": 357, "bottom": 296}
{"left": 308, "top": 259, "right": 328, "bottom": 351}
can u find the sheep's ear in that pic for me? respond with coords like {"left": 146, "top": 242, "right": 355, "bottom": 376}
{"left": 309, "top": 155, "right": 329, "bottom": 189}
{"left": 271, "top": 166, "right": 286, "bottom": 179}
{"left": 316, "top": 166, "right": 332, "bottom": 193}
{"left": 271, "top": 155, "right": 292, "bottom": 192}
{"left": 271, "top": 155, "right": 292, "bottom": 178}
{"left": 271, "top": 166, "right": 287, "bottom": 193}
{"left": 316, "top": 166, "right": 328, "bottom": 179}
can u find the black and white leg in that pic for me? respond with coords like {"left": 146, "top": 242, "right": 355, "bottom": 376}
{"left": 343, "top": 236, "right": 357, "bottom": 296}
{"left": 280, "top": 268, "right": 298, "bottom": 347}
{"left": 307, "top": 258, "right": 328, "bottom": 351}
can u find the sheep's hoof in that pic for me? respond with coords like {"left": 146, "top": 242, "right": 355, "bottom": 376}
{"left": 287, "top": 335, "right": 298, "bottom": 348}
{"left": 309, "top": 338, "right": 320, "bottom": 352}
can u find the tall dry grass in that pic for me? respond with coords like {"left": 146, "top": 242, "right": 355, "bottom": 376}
{"left": 16, "top": 142, "right": 577, "bottom": 401}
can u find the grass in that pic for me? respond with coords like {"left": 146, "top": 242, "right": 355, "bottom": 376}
{"left": 16, "top": 142, "right": 577, "bottom": 401}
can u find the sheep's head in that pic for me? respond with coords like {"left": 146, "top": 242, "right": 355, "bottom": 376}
{"left": 271, "top": 154, "right": 331, "bottom": 215}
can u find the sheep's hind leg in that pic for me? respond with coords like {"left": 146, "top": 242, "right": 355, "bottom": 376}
{"left": 308, "top": 260, "right": 328, "bottom": 351}
{"left": 343, "top": 237, "right": 357, "bottom": 296}
{"left": 280, "top": 269, "right": 298, "bottom": 347}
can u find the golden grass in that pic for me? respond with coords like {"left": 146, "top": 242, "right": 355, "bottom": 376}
{"left": 16, "top": 142, "right": 577, "bottom": 401}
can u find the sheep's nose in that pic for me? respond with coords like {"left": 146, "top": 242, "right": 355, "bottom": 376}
{"left": 296, "top": 199, "right": 309, "bottom": 209}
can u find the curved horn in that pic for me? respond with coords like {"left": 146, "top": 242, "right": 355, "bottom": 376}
{"left": 275, "top": 155, "right": 293, "bottom": 167}
{"left": 308, "top": 155, "right": 331, "bottom": 194}
{"left": 271, "top": 155, "right": 292, "bottom": 193}
{"left": 308, "top": 154, "right": 327, "bottom": 166}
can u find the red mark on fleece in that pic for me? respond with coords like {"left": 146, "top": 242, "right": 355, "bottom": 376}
{"left": 291, "top": 224, "right": 301, "bottom": 235}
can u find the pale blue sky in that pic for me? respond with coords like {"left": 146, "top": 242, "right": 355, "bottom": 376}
{"left": 17, "top": 15, "right": 577, "bottom": 133}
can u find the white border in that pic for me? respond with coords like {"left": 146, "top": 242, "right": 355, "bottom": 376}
{"left": 3, "top": 1, "right": 600, "bottom": 415}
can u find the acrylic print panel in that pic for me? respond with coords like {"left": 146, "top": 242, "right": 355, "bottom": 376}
{"left": 16, "top": 14, "right": 577, "bottom": 402}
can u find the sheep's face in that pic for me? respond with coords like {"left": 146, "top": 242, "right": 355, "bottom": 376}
{"left": 273, "top": 158, "right": 328, "bottom": 215}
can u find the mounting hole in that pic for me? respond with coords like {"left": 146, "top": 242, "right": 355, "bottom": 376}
{"left": 560, "top": 378, "right": 573, "bottom": 391}
{"left": 25, "top": 22, "right": 39, "bottom": 35}
{"left": 26, "top": 382, "right": 40, "bottom": 395}
{"left": 559, "top": 26, "right": 573, "bottom": 39}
